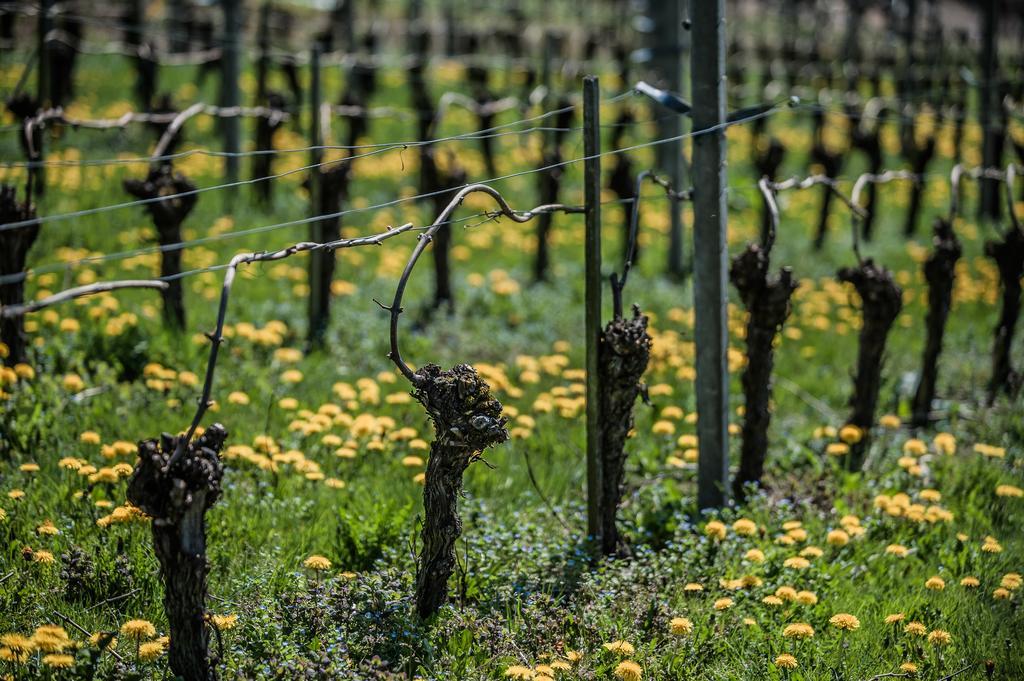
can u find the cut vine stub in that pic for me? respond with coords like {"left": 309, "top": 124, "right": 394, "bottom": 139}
{"left": 0, "top": 184, "right": 39, "bottom": 366}
{"left": 127, "top": 424, "right": 228, "bottom": 681}
{"left": 838, "top": 260, "right": 903, "bottom": 470}
{"left": 410, "top": 363, "right": 508, "bottom": 619}
{"left": 598, "top": 306, "right": 652, "bottom": 556}
{"left": 730, "top": 244, "right": 798, "bottom": 499}
{"left": 985, "top": 227, "right": 1024, "bottom": 403}
{"left": 911, "top": 218, "right": 961, "bottom": 427}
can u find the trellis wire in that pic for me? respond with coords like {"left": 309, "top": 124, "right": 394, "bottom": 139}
{"left": 0, "top": 94, "right": 785, "bottom": 286}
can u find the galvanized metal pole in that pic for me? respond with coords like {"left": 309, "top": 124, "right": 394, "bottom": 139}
{"left": 650, "top": 0, "right": 685, "bottom": 278}
{"left": 307, "top": 44, "right": 327, "bottom": 348}
{"left": 690, "top": 0, "right": 730, "bottom": 510}
{"left": 221, "top": 0, "right": 242, "bottom": 199}
{"left": 583, "top": 75, "right": 603, "bottom": 544}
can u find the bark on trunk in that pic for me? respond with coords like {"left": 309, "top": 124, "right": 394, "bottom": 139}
{"left": 127, "top": 424, "right": 228, "bottom": 681}
{"left": 533, "top": 151, "right": 562, "bottom": 283}
{"left": 901, "top": 130, "right": 937, "bottom": 237}
{"left": 251, "top": 92, "right": 286, "bottom": 207}
{"left": 307, "top": 161, "right": 352, "bottom": 340}
{"left": 911, "top": 218, "right": 961, "bottom": 426}
{"left": 607, "top": 154, "right": 636, "bottom": 266}
{"left": 730, "top": 244, "right": 798, "bottom": 499}
{"left": 597, "top": 307, "right": 652, "bottom": 555}
{"left": 838, "top": 260, "right": 903, "bottom": 470}
{"left": 852, "top": 125, "right": 882, "bottom": 241}
{"left": 410, "top": 364, "right": 508, "bottom": 618}
{"left": 0, "top": 185, "right": 39, "bottom": 366}
{"left": 123, "top": 166, "right": 198, "bottom": 330}
{"left": 985, "top": 227, "right": 1024, "bottom": 402}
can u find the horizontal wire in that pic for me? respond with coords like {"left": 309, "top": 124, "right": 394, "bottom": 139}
{"left": 0, "top": 98, "right": 604, "bottom": 231}
{"left": 0, "top": 94, "right": 779, "bottom": 286}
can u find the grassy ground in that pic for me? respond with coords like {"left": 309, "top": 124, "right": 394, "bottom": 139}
{"left": 1, "top": 47, "right": 1023, "bottom": 681}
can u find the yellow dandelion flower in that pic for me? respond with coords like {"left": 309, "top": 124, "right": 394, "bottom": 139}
{"left": 830, "top": 614, "right": 860, "bottom": 631}
{"left": 774, "top": 654, "right": 798, "bottom": 670}
{"left": 826, "top": 529, "right": 850, "bottom": 546}
{"left": 996, "top": 484, "right": 1023, "bottom": 497}
{"left": 775, "top": 586, "right": 797, "bottom": 601}
{"left": 683, "top": 582, "right": 704, "bottom": 593}
{"left": 613, "top": 660, "right": 642, "bottom": 681}
{"left": 839, "top": 425, "right": 863, "bottom": 444}
{"left": 42, "top": 654, "right": 74, "bottom": 669}
{"left": 138, "top": 641, "right": 164, "bottom": 661}
{"left": 885, "top": 544, "right": 909, "bottom": 558}
{"left": 904, "top": 621, "right": 927, "bottom": 636}
{"left": 669, "top": 617, "right": 693, "bottom": 635}
{"left": 903, "top": 439, "right": 927, "bottom": 455}
{"left": 303, "top": 555, "right": 332, "bottom": 571}
{"left": 744, "top": 548, "right": 765, "bottom": 563}
{"left": 885, "top": 613, "right": 905, "bottom": 624}
{"left": 713, "top": 598, "right": 734, "bottom": 611}
{"left": 960, "top": 576, "right": 980, "bottom": 588}
{"left": 704, "top": 520, "right": 727, "bottom": 540}
{"left": 795, "top": 591, "right": 818, "bottom": 605}
{"left": 782, "top": 623, "right": 815, "bottom": 639}
{"left": 602, "top": 641, "right": 635, "bottom": 656}
{"left": 504, "top": 665, "right": 534, "bottom": 679}
{"left": 783, "top": 556, "right": 811, "bottom": 569}
{"left": 899, "top": 662, "right": 919, "bottom": 674}
{"left": 120, "top": 620, "right": 156, "bottom": 640}
{"left": 927, "top": 629, "right": 951, "bottom": 646}
{"left": 732, "top": 518, "right": 758, "bottom": 536}
{"left": 925, "top": 576, "right": 945, "bottom": 591}
{"left": 209, "top": 614, "right": 237, "bottom": 631}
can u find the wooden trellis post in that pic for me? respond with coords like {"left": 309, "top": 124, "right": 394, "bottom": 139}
{"left": 221, "top": 0, "right": 241, "bottom": 197}
{"left": 978, "top": 0, "right": 1001, "bottom": 220}
{"left": 583, "top": 75, "right": 603, "bottom": 545}
{"left": 649, "top": 0, "right": 686, "bottom": 278}
{"left": 690, "top": 0, "right": 730, "bottom": 510}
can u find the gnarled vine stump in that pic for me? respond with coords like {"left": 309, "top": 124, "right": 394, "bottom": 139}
{"left": 838, "top": 260, "right": 903, "bottom": 470}
{"left": 985, "top": 227, "right": 1024, "bottom": 402}
{"left": 598, "top": 306, "right": 652, "bottom": 555}
{"left": 127, "top": 424, "right": 228, "bottom": 681}
{"left": 730, "top": 245, "right": 798, "bottom": 499}
{"left": 410, "top": 364, "right": 508, "bottom": 618}
{"left": 0, "top": 185, "right": 39, "bottom": 366}
{"left": 911, "top": 218, "right": 961, "bottom": 426}
{"left": 123, "top": 166, "right": 198, "bottom": 330}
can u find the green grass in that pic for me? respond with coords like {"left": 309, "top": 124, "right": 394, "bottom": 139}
{"left": 1, "top": 49, "right": 1023, "bottom": 680}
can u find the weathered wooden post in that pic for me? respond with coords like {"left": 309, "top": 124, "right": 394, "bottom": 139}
{"left": 649, "top": 0, "right": 686, "bottom": 278}
{"left": 691, "top": 0, "right": 730, "bottom": 509}
{"left": 978, "top": 0, "right": 1001, "bottom": 220}
{"left": 221, "top": 0, "right": 241, "bottom": 199}
{"left": 583, "top": 75, "right": 603, "bottom": 546}
{"left": 0, "top": 186, "right": 40, "bottom": 366}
